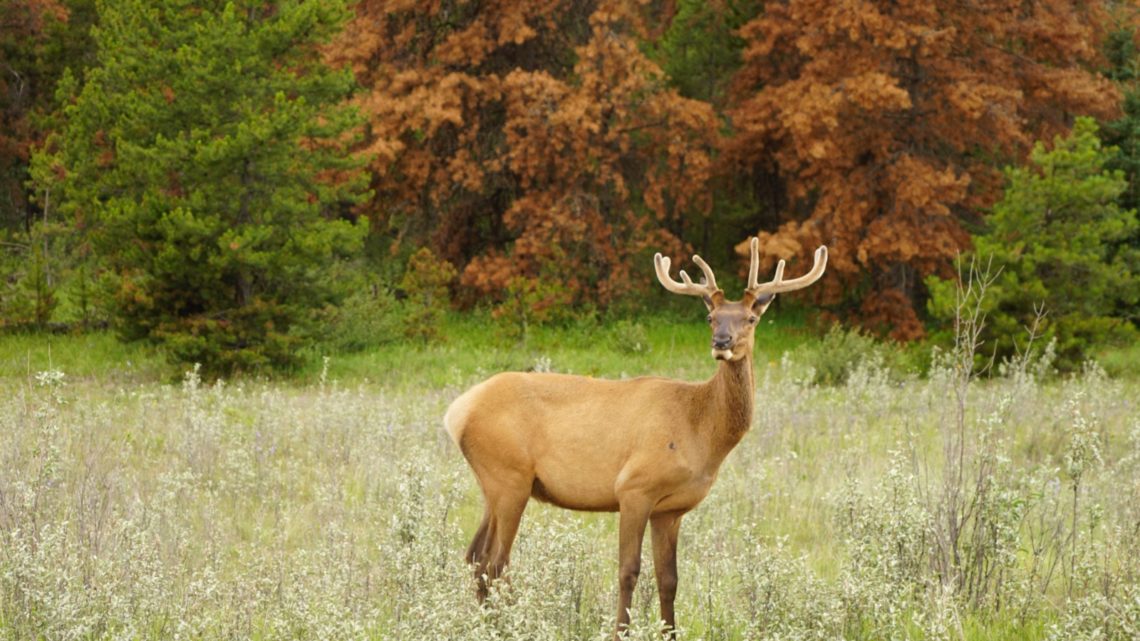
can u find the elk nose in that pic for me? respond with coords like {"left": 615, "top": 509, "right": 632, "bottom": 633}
{"left": 712, "top": 336, "right": 732, "bottom": 350}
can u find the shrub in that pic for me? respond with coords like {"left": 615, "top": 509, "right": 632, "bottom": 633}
{"left": 608, "top": 319, "right": 651, "bottom": 355}
{"left": 400, "top": 248, "right": 457, "bottom": 343}
{"left": 0, "top": 227, "right": 60, "bottom": 329}
{"left": 1049, "top": 585, "right": 1140, "bottom": 640}
{"left": 792, "top": 324, "right": 900, "bottom": 386}
{"left": 491, "top": 275, "right": 575, "bottom": 345}
{"left": 0, "top": 221, "right": 109, "bottom": 332}
{"left": 320, "top": 284, "right": 403, "bottom": 353}
{"left": 153, "top": 298, "right": 303, "bottom": 376}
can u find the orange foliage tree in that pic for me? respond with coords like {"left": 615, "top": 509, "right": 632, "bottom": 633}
{"left": 725, "top": 0, "right": 1120, "bottom": 339}
{"left": 328, "top": 0, "right": 716, "bottom": 307}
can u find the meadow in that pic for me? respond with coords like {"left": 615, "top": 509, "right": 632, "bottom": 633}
{"left": 1, "top": 317, "right": 1138, "bottom": 640}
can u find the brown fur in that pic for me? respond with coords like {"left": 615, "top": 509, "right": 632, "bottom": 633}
{"left": 444, "top": 240, "right": 825, "bottom": 637}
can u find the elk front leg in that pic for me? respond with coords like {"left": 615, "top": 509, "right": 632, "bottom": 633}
{"left": 615, "top": 496, "right": 653, "bottom": 638}
{"left": 650, "top": 513, "right": 682, "bottom": 636}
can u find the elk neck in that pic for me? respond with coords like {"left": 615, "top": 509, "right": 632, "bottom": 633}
{"left": 700, "top": 351, "right": 755, "bottom": 449}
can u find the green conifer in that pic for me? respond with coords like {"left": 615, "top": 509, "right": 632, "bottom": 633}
{"left": 33, "top": 0, "right": 368, "bottom": 376}
{"left": 928, "top": 118, "right": 1139, "bottom": 369}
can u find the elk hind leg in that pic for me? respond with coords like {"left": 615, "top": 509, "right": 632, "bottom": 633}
{"left": 473, "top": 474, "right": 531, "bottom": 602}
{"left": 466, "top": 509, "right": 491, "bottom": 565}
{"left": 487, "top": 484, "right": 530, "bottom": 581}
{"left": 472, "top": 517, "right": 498, "bottom": 602}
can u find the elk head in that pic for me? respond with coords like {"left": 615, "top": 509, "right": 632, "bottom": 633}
{"left": 654, "top": 238, "right": 828, "bottom": 361}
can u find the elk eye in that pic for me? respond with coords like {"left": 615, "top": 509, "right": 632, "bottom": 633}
{"left": 749, "top": 315, "right": 759, "bottom": 324}
{"left": 706, "top": 314, "right": 712, "bottom": 323}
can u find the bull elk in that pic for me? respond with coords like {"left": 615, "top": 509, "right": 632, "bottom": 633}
{"left": 444, "top": 238, "right": 827, "bottom": 636}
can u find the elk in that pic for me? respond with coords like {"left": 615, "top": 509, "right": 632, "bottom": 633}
{"left": 444, "top": 238, "right": 827, "bottom": 636}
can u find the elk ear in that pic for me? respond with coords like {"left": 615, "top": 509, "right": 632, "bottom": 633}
{"left": 751, "top": 293, "right": 774, "bottom": 313}
{"left": 701, "top": 290, "right": 726, "bottom": 311}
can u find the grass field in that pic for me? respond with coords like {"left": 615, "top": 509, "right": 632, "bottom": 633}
{"left": 0, "top": 310, "right": 829, "bottom": 385}
{"left": 1, "top": 318, "right": 1138, "bottom": 640}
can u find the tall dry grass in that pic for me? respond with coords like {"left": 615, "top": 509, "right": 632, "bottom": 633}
{"left": 1, "top": 350, "right": 1137, "bottom": 640}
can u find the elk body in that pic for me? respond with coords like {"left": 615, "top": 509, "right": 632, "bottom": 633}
{"left": 444, "top": 238, "right": 827, "bottom": 636}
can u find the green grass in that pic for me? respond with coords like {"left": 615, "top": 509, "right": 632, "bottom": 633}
{"left": 1, "top": 324, "right": 1138, "bottom": 639}
{"left": 0, "top": 330, "right": 165, "bottom": 382}
{"left": 302, "top": 309, "right": 817, "bottom": 387}
{"left": 5, "top": 307, "right": 1137, "bottom": 388}
{"left": 0, "top": 309, "right": 818, "bottom": 387}
{"left": 1097, "top": 339, "right": 1140, "bottom": 378}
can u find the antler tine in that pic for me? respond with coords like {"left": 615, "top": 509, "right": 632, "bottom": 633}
{"left": 747, "top": 244, "right": 828, "bottom": 297}
{"left": 654, "top": 252, "right": 720, "bottom": 297}
{"left": 747, "top": 237, "right": 760, "bottom": 290}
{"left": 690, "top": 255, "right": 718, "bottom": 291}
{"left": 772, "top": 259, "right": 786, "bottom": 284}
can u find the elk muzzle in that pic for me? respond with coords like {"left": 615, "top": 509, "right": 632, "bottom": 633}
{"left": 711, "top": 334, "right": 735, "bottom": 360}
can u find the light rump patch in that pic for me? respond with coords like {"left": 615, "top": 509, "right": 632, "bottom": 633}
{"left": 443, "top": 379, "right": 486, "bottom": 446}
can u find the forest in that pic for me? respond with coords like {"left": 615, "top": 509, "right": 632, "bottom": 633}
{"left": 6, "top": 3, "right": 1140, "bottom": 640}
{"left": 2, "top": 0, "right": 1140, "bottom": 375}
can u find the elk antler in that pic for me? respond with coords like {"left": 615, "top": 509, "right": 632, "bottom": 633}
{"left": 654, "top": 251, "right": 720, "bottom": 297}
{"left": 745, "top": 237, "right": 828, "bottom": 297}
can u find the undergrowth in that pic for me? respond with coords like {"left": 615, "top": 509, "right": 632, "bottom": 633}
{"left": 1, "top": 347, "right": 1136, "bottom": 639}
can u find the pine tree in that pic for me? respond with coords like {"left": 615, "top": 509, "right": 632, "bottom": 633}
{"left": 649, "top": 0, "right": 759, "bottom": 108}
{"left": 1103, "top": 20, "right": 1140, "bottom": 214}
{"left": 33, "top": 0, "right": 368, "bottom": 376}
{"left": 928, "top": 118, "right": 1140, "bottom": 369}
{"left": 0, "top": 0, "right": 69, "bottom": 232}
{"left": 0, "top": 0, "right": 97, "bottom": 328}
